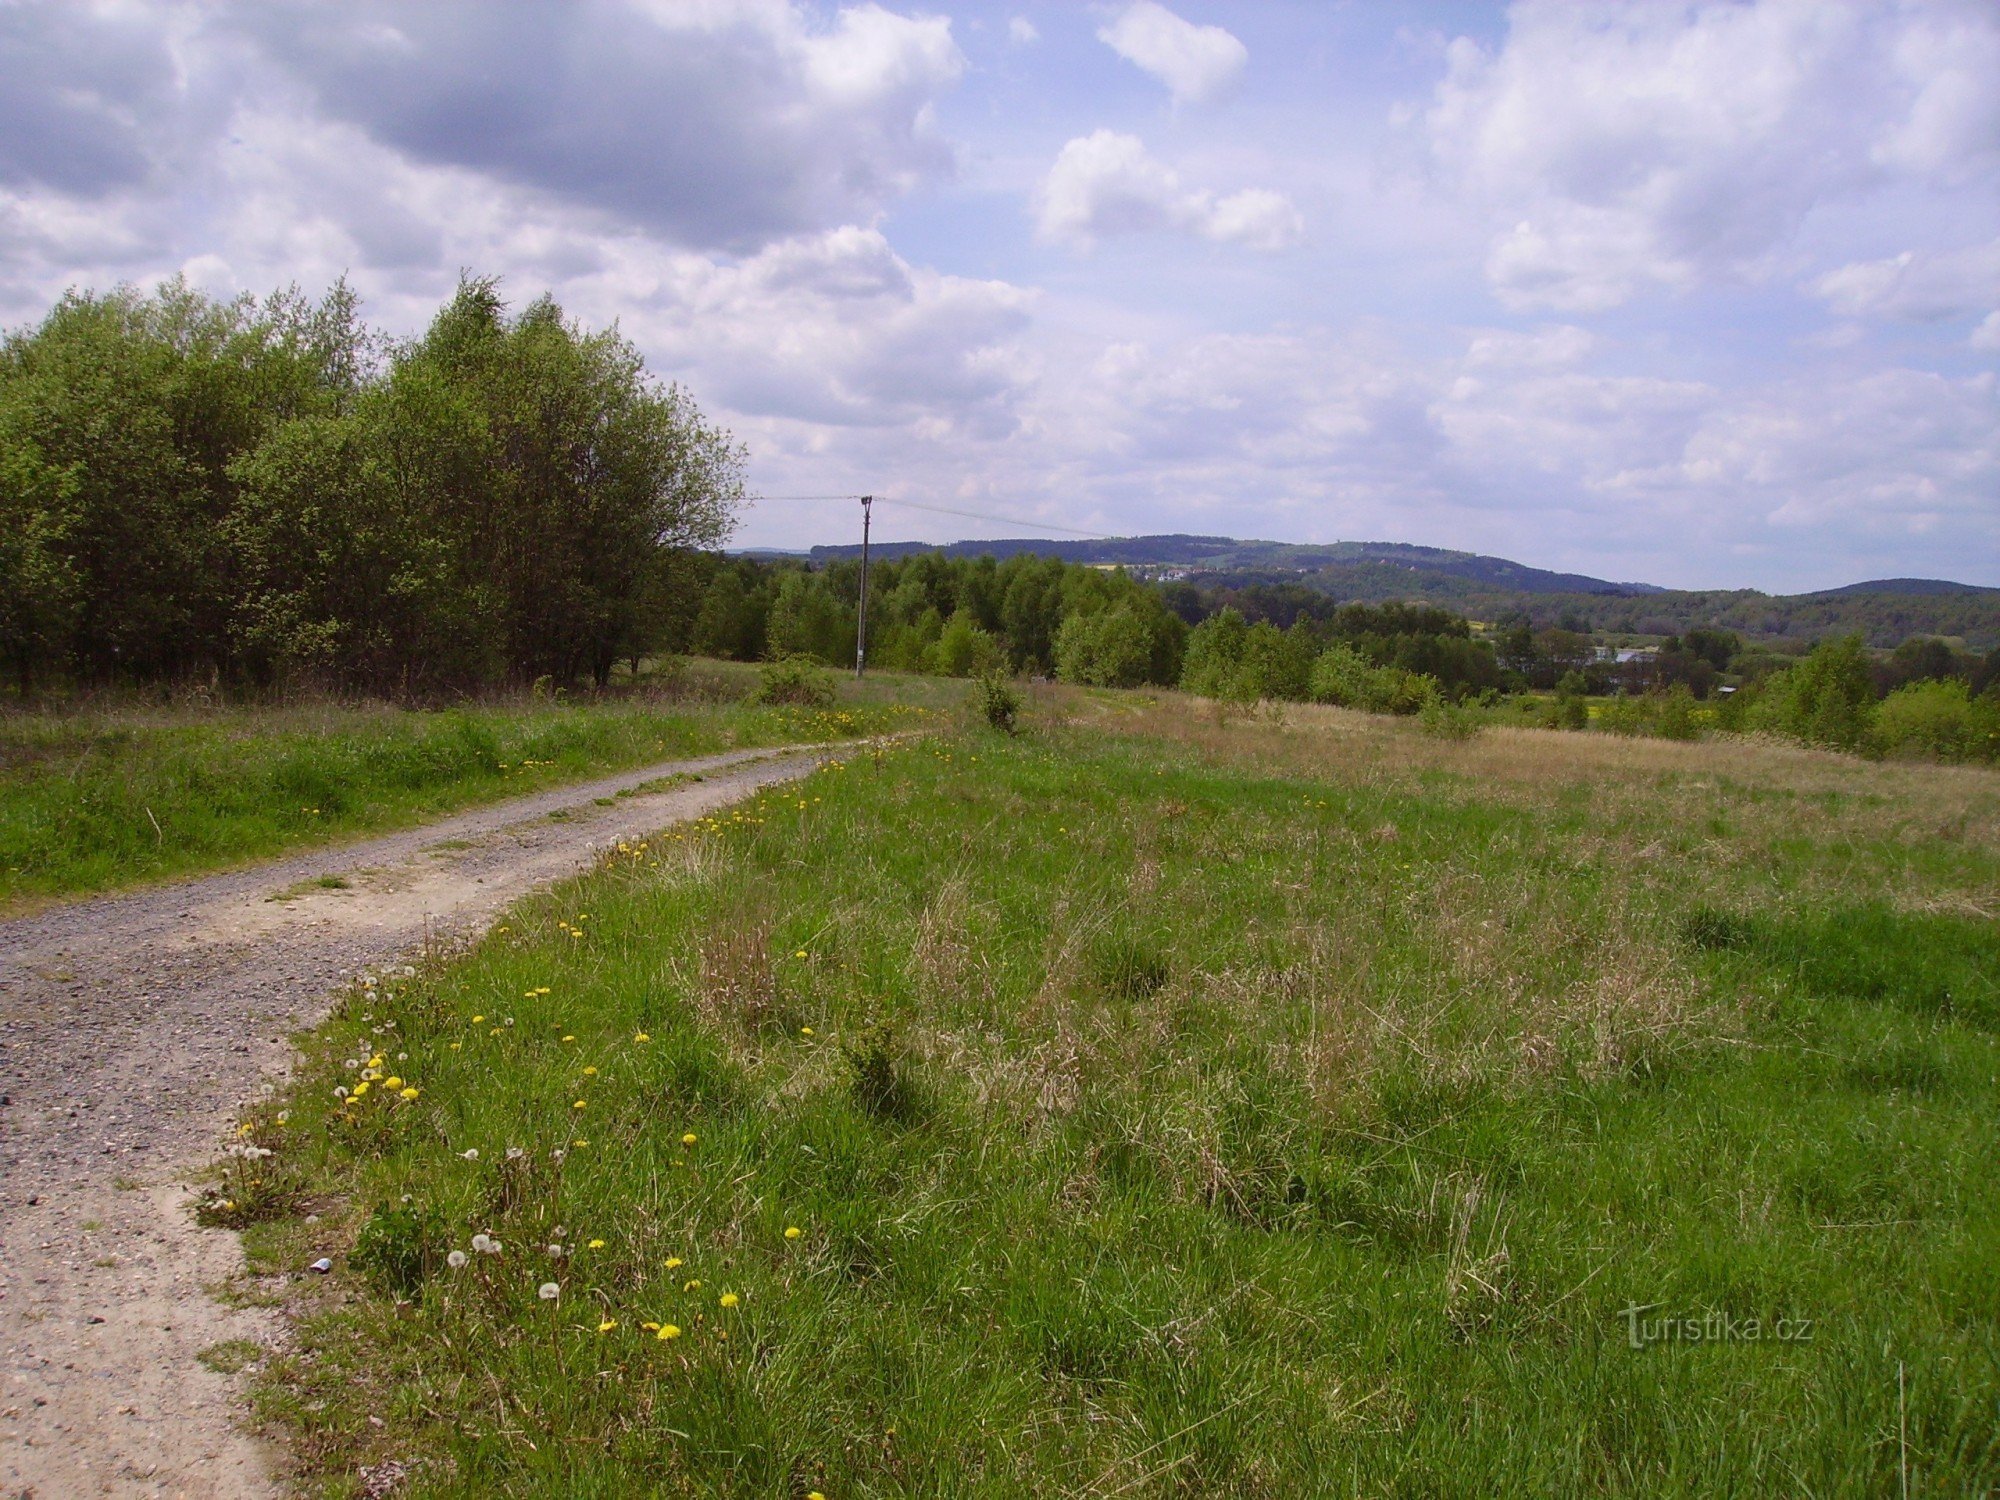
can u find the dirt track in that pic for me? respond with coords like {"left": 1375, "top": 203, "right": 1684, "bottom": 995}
{"left": 0, "top": 743, "right": 849, "bottom": 1497}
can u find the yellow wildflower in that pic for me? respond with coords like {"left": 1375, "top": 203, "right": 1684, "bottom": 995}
{"left": 784, "top": 1226, "right": 802, "bottom": 1240}
{"left": 681, "top": 1132, "right": 698, "bottom": 1146}
{"left": 633, "top": 1032, "right": 651, "bottom": 1044}
{"left": 664, "top": 1257, "right": 683, "bottom": 1270}
{"left": 400, "top": 1087, "right": 419, "bottom": 1101}
{"left": 597, "top": 1319, "right": 617, "bottom": 1333}
{"left": 656, "top": 1323, "right": 681, "bottom": 1341}
{"left": 573, "top": 1100, "right": 587, "bottom": 1110}
{"left": 719, "top": 1292, "right": 739, "bottom": 1309}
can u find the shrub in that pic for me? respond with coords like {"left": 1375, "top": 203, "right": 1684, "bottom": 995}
{"left": 756, "top": 654, "right": 835, "bottom": 707}
{"left": 1418, "top": 697, "right": 1482, "bottom": 741}
{"left": 975, "top": 673, "right": 1022, "bottom": 734}
{"left": 1871, "top": 679, "right": 2000, "bottom": 762}
{"left": 1310, "top": 645, "right": 1438, "bottom": 715}
{"left": 1746, "top": 635, "right": 1875, "bottom": 751}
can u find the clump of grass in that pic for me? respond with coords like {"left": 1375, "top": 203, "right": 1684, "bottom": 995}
{"left": 195, "top": 1148, "right": 306, "bottom": 1230}
{"left": 196, "top": 1339, "right": 265, "bottom": 1375}
{"left": 350, "top": 1202, "right": 447, "bottom": 1299}
{"left": 842, "top": 1023, "right": 922, "bottom": 1124}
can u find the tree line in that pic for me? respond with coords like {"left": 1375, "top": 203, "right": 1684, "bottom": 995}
{"left": 1, "top": 276, "right": 741, "bottom": 694}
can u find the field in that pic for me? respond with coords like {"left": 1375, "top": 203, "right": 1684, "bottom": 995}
{"left": 224, "top": 689, "right": 1998, "bottom": 1495}
{"left": 0, "top": 662, "right": 950, "bottom": 911}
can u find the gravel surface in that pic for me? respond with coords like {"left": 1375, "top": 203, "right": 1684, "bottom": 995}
{"left": 0, "top": 742, "right": 851, "bottom": 1497}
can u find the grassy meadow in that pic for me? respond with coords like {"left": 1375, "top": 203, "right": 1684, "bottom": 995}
{"left": 0, "top": 661, "right": 950, "bottom": 911}
{"left": 227, "top": 691, "right": 1999, "bottom": 1495}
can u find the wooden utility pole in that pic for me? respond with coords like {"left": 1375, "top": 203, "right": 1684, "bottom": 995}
{"left": 854, "top": 494, "right": 873, "bottom": 678}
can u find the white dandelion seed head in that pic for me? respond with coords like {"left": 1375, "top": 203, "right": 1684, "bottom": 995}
{"left": 447, "top": 1250, "right": 468, "bottom": 1269}
{"left": 538, "top": 1282, "right": 560, "bottom": 1301}
{"left": 460, "top": 1148, "right": 479, "bottom": 1161}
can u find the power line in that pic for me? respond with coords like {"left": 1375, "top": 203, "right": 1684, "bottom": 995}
{"left": 872, "top": 497, "right": 1112, "bottom": 539}
{"left": 750, "top": 491, "right": 1114, "bottom": 540}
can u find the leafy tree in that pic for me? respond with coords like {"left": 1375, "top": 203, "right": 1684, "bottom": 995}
{"left": 1748, "top": 635, "right": 1877, "bottom": 750}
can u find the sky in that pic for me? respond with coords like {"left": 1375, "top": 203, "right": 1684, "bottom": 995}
{"left": 1, "top": 1, "right": 1996, "bottom": 592}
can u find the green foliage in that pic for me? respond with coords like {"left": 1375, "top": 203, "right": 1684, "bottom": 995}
{"left": 974, "top": 673, "right": 1022, "bottom": 734}
{"left": 1545, "top": 671, "right": 1591, "bottom": 730}
{"left": 1308, "top": 642, "right": 1439, "bottom": 715}
{"left": 1596, "top": 686, "right": 1701, "bottom": 741}
{"left": 1417, "top": 695, "right": 1483, "bottom": 740}
{"left": 1744, "top": 635, "right": 1877, "bottom": 751}
{"left": 755, "top": 656, "right": 837, "bottom": 708}
{"left": 927, "top": 609, "right": 1004, "bottom": 678}
{"left": 1, "top": 275, "right": 743, "bottom": 695}
{"left": 350, "top": 1202, "right": 446, "bottom": 1299}
{"left": 1053, "top": 603, "right": 1169, "bottom": 687}
{"left": 1871, "top": 679, "right": 2000, "bottom": 762}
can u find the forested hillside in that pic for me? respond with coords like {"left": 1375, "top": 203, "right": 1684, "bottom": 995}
{"left": 801, "top": 535, "right": 2000, "bottom": 648}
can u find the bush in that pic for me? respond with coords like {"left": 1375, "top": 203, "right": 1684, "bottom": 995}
{"left": 1746, "top": 635, "right": 1875, "bottom": 751}
{"left": 1309, "top": 644, "right": 1439, "bottom": 716}
{"left": 1418, "top": 697, "right": 1482, "bottom": 741}
{"left": 756, "top": 654, "right": 835, "bottom": 707}
{"left": 1596, "top": 686, "right": 1699, "bottom": 741}
{"left": 975, "top": 673, "right": 1022, "bottom": 734}
{"left": 1871, "top": 679, "right": 2000, "bottom": 762}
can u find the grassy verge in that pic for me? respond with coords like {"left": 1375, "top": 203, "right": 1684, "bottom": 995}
{"left": 0, "top": 661, "right": 946, "bottom": 910}
{"left": 234, "top": 694, "right": 1998, "bottom": 1495}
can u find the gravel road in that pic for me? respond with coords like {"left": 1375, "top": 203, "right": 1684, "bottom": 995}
{"left": 0, "top": 742, "right": 851, "bottom": 1498}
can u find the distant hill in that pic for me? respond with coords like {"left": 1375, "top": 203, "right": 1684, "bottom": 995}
{"left": 804, "top": 534, "right": 1662, "bottom": 597}
{"left": 744, "top": 533, "right": 2000, "bottom": 649}
{"left": 1808, "top": 578, "right": 1990, "bottom": 598}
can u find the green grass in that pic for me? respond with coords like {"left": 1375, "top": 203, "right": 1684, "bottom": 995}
{"left": 232, "top": 699, "right": 1999, "bottom": 1495}
{"left": 0, "top": 663, "right": 942, "bottom": 909}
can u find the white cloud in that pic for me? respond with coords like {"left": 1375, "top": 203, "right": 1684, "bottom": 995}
{"left": 223, "top": 0, "right": 965, "bottom": 252}
{"left": 608, "top": 227, "right": 1037, "bottom": 438}
{"left": 1813, "top": 238, "right": 2000, "bottom": 325}
{"left": 1037, "top": 131, "right": 1301, "bottom": 251}
{"left": 1971, "top": 312, "right": 2000, "bottom": 352}
{"left": 1008, "top": 16, "right": 1039, "bottom": 47}
{"left": 1428, "top": 0, "right": 2000, "bottom": 310}
{"left": 1097, "top": 1, "right": 1246, "bottom": 106}
{"left": 1462, "top": 324, "right": 1595, "bottom": 370}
